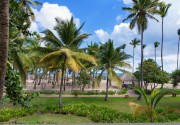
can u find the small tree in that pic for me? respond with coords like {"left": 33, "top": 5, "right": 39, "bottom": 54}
{"left": 134, "top": 59, "right": 169, "bottom": 90}
{"left": 171, "top": 70, "right": 180, "bottom": 87}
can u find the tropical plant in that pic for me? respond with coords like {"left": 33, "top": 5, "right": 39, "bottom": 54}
{"left": 0, "top": 0, "right": 9, "bottom": 101}
{"left": 120, "top": 44, "right": 126, "bottom": 52}
{"left": 94, "top": 39, "right": 131, "bottom": 101}
{"left": 18, "top": 0, "right": 41, "bottom": 20}
{"left": 154, "top": 41, "right": 160, "bottom": 63}
{"left": 177, "top": 29, "right": 180, "bottom": 70}
{"left": 171, "top": 69, "right": 180, "bottom": 87}
{"left": 158, "top": 2, "right": 171, "bottom": 71}
{"left": 129, "top": 38, "right": 140, "bottom": 73}
{"left": 34, "top": 17, "right": 96, "bottom": 108}
{"left": 129, "top": 87, "right": 173, "bottom": 122}
{"left": 122, "top": 0, "right": 160, "bottom": 88}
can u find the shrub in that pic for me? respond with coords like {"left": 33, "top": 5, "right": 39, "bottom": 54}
{"left": 118, "top": 88, "right": 128, "bottom": 95}
{"left": 0, "top": 107, "right": 37, "bottom": 122}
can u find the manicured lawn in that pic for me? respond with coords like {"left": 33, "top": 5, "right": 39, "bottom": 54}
{"left": 6, "top": 114, "right": 93, "bottom": 124}
{"left": 30, "top": 96, "right": 180, "bottom": 113}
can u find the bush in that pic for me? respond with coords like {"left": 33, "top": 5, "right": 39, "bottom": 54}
{"left": 118, "top": 88, "right": 128, "bottom": 95}
{"left": 0, "top": 107, "right": 37, "bottom": 122}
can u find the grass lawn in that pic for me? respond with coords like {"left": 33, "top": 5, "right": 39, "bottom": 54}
{"left": 30, "top": 96, "right": 180, "bottom": 113}
{"left": 6, "top": 114, "right": 93, "bottom": 124}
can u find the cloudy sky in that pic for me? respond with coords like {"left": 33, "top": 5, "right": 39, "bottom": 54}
{"left": 29, "top": 0, "right": 180, "bottom": 73}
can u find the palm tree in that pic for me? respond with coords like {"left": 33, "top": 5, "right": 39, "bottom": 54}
{"left": 95, "top": 39, "right": 131, "bottom": 101}
{"left": 34, "top": 17, "right": 96, "bottom": 108}
{"left": 122, "top": 0, "right": 159, "bottom": 89}
{"left": 0, "top": 0, "right": 9, "bottom": 101}
{"left": 129, "top": 87, "right": 173, "bottom": 122}
{"left": 177, "top": 29, "right": 180, "bottom": 70}
{"left": 120, "top": 44, "right": 126, "bottom": 52}
{"left": 158, "top": 2, "right": 171, "bottom": 71}
{"left": 130, "top": 38, "right": 140, "bottom": 73}
{"left": 154, "top": 41, "right": 160, "bottom": 63}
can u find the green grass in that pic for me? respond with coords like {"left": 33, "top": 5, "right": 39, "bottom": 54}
{"left": 6, "top": 114, "right": 93, "bottom": 124}
{"left": 30, "top": 96, "right": 180, "bottom": 113}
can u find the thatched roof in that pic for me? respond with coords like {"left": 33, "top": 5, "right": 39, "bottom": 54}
{"left": 120, "top": 73, "right": 137, "bottom": 81}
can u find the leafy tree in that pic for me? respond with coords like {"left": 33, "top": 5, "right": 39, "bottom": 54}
{"left": 129, "top": 86, "right": 173, "bottom": 122}
{"left": 158, "top": 2, "right": 171, "bottom": 71}
{"left": 0, "top": 0, "right": 9, "bottom": 101}
{"left": 171, "top": 70, "right": 180, "bottom": 87}
{"left": 76, "top": 70, "right": 91, "bottom": 91}
{"left": 129, "top": 38, "right": 140, "bottom": 73}
{"left": 122, "top": 0, "right": 160, "bottom": 88}
{"left": 95, "top": 39, "right": 131, "bottom": 101}
{"left": 154, "top": 41, "right": 160, "bottom": 63}
{"left": 134, "top": 59, "right": 170, "bottom": 90}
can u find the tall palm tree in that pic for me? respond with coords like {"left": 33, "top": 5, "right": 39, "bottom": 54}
{"left": 129, "top": 38, "right": 140, "bottom": 73}
{"left": 122, "top": 0, "right": 159, "bottom": 88}
{"left": 158, "top": 2, "right": 171, "bottom": 71}
{"left": 0, "top": 0, "right": 9, "bottom": 101}
{"left": 33, "top": 17, "right": 96, "bottom": 108}
{"left": 154, "top": 41, "right": 160, "bottom": 63}
{"left": 95, "top": 39, "right": 131, "bottom": 101}
{"left": 177, "top": 29, "right": 180, "bottom": 70}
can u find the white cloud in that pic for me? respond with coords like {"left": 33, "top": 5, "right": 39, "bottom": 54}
{"left": 29, "top": 21, "right": 38, "bottom": 32}
{"left": 29, "top": 2, "right": 80, "bottom": 33}
{"left": 116, "top": 15, "right": 122, "bottom": 22}
{"left": 122, "top": 0, "right": 132, "bottom": 4}
{"left": 95, "top": 29, "right": 109, "bottom": 43}
{"left": 95, "top": 23, "right": 138, "bottom": 47}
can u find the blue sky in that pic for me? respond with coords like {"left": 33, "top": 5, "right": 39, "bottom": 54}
{"left": 36, "top": 0, "right": 126, "bottom": 33}
{"left": 29, "top": 0, "right": 180, "bottom": 73}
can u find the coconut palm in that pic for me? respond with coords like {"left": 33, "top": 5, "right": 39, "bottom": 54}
{"left": 158, "top": 2, "right": 171, "bottom": 71}
{"left": 130, "top": 38, "right": 140, "bottom": 73}
{"left": 177, "top": 29, "right": 180, "bottom": 70}
{"left": 122, "top": 0, "right": 159, "bottom": 88}
{"left": 0, "top": 0, "right": 9, "bottom": 101}
{"left": 34, "top": 17, "right": 96, "bottom": 108}
{"left": 95, "top": 39, "right": 131, "bottom": 101}
{"left": 120, "top": 44, "right": 126, "bottom": 52}
{"left": 154, "top": 41, "right": 160, "bottom": 63}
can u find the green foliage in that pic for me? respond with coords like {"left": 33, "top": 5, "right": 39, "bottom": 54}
{"left": 129, "top": 87, "right": 174, "bottom": 122}
{"left": 118, "top": 88, "right": 128, "bottom": 95}
{"left": 76, "top": 70, "right": 91, "bottom": 88}
{"left": 171, "top": 70, "right": 180, "bottom": 87}
{"left": 134, "top": 59, "right": 170, "bottom": 85}
{"left": 0, "top": 108, "right": 37, "bottom": 122}
{"left": 5, "top": 65, "right": 38, "bottom": 107}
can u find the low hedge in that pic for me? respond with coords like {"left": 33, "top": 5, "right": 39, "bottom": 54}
{"left": 0, "top": 104, "right": 179, "bottom": 123}
{"left": 0, "top": 108, "right": 37, "bottom": 122}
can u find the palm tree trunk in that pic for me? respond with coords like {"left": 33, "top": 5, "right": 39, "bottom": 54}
{"left": 138, "top": 29, "right": 144, "bottom": 100}
{"left": 140, "top": 30, "right": 144, "bottom": 88}
{"left": 161, "top": 18, "right": 164, "bottom": 71}
{"left": 177, "top": 37, "right": 180, "bottom": 70}
{"left": 0, "top": 0, "right": 9, "bottom": 101}
{"left": 104, "top": 78, "right": 109, "bottom": 101}
{"left": 155, "top": 47, "right": 156, "bottom": 63}
{"left": 133, "top": 47, "right": 135, "bottom": 73}
{"left": 59, "top": 57, "right": 66, "bottom": 108}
